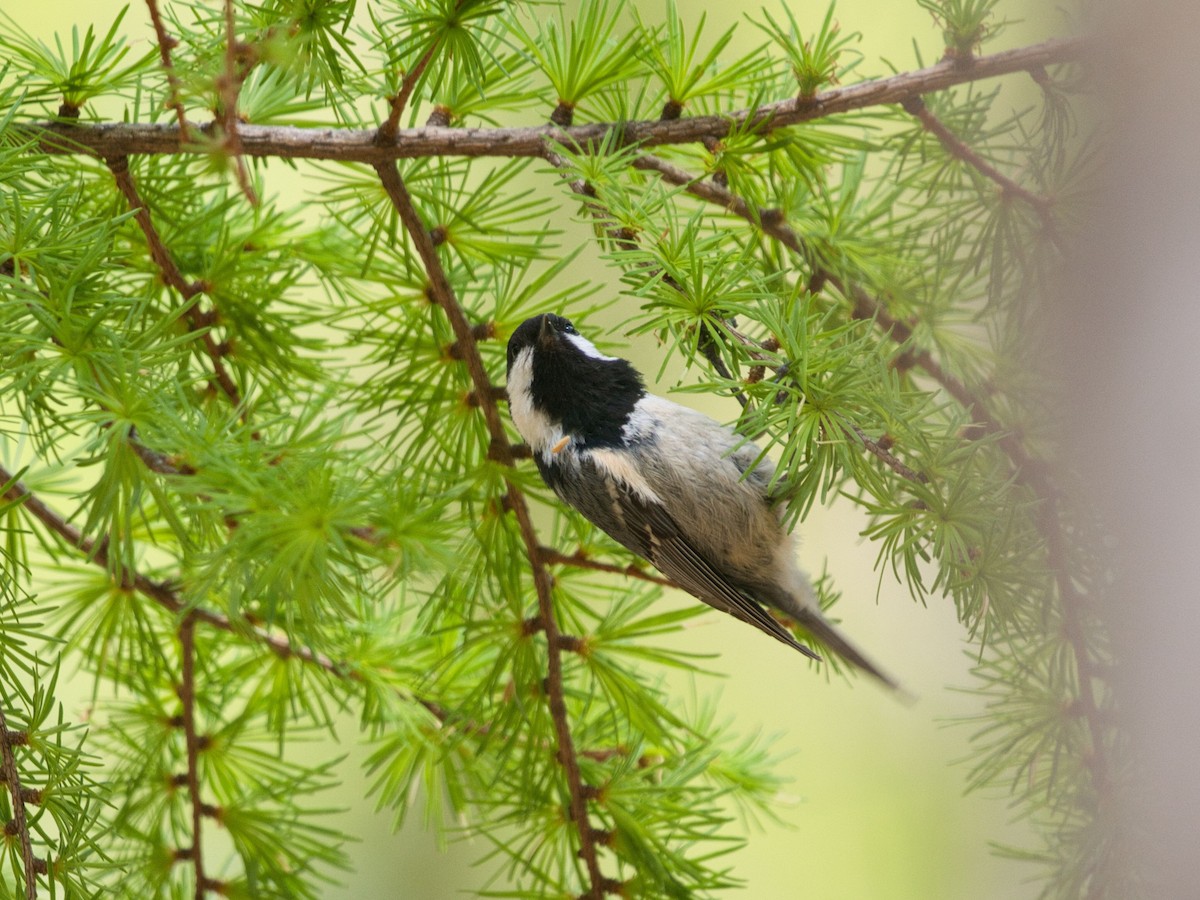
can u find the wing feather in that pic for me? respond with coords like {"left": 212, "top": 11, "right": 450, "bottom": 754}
{"left": 547, "top": 455, "right": 820, "bottom": 661}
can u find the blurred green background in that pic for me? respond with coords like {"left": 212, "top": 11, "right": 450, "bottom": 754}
{"left": 9, "top": 0, "right": 1059, "bottom": 896}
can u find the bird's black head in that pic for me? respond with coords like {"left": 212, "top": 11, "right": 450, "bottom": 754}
{"left": 506, "top": 313, "right": 644, "bottom": 449}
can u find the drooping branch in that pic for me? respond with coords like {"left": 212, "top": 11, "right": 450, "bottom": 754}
{"left": 632, "top": 148, "right": 1112, "bottom": 799}
{"left": 900, "top": 94, "right": 1061, "bottom": 251}
{"left": 29, "top": 37, "right": 1082, "bottom": 163}
{"left": 370, "top": 161, "right": 609, "bottom": 898}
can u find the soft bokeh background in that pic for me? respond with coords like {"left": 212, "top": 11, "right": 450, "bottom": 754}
{"left": 9, "top": 1, "right": 1083, "bottom": 897}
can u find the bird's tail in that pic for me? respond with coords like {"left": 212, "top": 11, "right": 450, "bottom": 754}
{"left": 789, "top": 606, "right": 905, "bottom": 695}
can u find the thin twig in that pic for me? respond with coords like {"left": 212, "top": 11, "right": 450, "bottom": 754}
{"left": 104, "top": 156, "right": 243, "bottom": 410}
{"left": 0, "top": 705, "right": 39, "bottom": 900}
{"left": 219, "top": 0, "right": 257, "bottom": 205}
{"left": 0, "top": 463, "right": 463, "bottom": 733}
{"left": 538, "top": 546, "right": 678, "bottom": 589}
{"left": 143, "top": 0, "right": 190, "bottom": 137}
{"left": 900, "top": 95, "right": 1061, "bottom": 252}
{"left": 838, "top": 416, "right": 929, "bottom": 484}
{"left": 377, "top": 40, "right": 442, "bottom": 145}
{"left": 177, "top": 615, "right": 211, "bottom": 899}
{"left": 29, "top": 37, "right": 1083, "bottom": 163}
{"left": 371, "top": 161, "right": 607, "bottom": 898}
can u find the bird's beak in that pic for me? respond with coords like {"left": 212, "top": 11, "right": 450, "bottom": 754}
{"left": 538, "top": 314, "right": 556, "bottom": 347}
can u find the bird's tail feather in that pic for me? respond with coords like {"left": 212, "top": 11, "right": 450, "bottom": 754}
{"left": 790, "top": 607, "right": 909, "bottom": 698}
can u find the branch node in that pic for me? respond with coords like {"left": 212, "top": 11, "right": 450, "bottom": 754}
{"left": 557, "top": 634, "right": 586, "bottom": 654}
{"left": 550, "top": 101, "right": 574, "bottom": 127}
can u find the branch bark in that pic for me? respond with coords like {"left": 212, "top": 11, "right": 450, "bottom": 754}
{"left": 105, "top": 156, "right": 244, "bottom": 410}
{"left": 28, "top": 37, "right": 1082, "bottom": 163}
{"left": 177, "top": 615, "right": 210, "bottom": 899}
{"left": 633, "top": 146, "right": 1111, "bottom": 801}
{"left": 370, "top": 162, "right": 608, "bottom": 897}
{"left": 0, "top": 704, "right": 39, "bottom": 900}
{"left": 900, "top": 95, "right": 1061, "bottom": 251}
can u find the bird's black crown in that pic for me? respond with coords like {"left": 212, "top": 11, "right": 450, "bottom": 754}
{"left": 507, "top": 313, "right": 644, "bottom": 448}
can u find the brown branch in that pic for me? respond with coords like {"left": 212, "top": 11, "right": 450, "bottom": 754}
{"left": 144, "top": 0, "right": 190, "bottom": 137}
{"left": 377, "top": 39, "right": 442, "bottom": 145}
{"left": 371, "top": 161, "right": 606, "bottom": 898}
{"left": 105, "top": 156, "right": 243, "bottom": 410}
{"left": 838, "top": 417, "right": 929, "bottom": 484}
{"left": 538, "top": 546, "right": 678, "bottom": 589}
{"left": 634, "top": 149, "right": 1112, "bottom": 801}
{"left": 900, "top": 95, "right": 1061, "bottom": 251}
{"left": 0, "top": 461, "right": 472, "bottom": 746}
{"left": 219, "top": 0, "right": 257, "bottom": 205}
{"left": 177, "top": 615, "right": 210, "bottom": 899}
{"left": 0, "top": 706, "right": 39, "bottom": 900}
{"left": 29, "top": 37, "right": 1083, "bottom": 163}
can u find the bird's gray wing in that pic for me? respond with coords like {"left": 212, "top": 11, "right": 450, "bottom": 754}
{"left": 551, "top": 457, "right": 820, "bottom": 661}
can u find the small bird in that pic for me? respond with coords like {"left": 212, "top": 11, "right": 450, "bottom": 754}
{"left": 505, "top": 313, "right": 898, "bottom": 690}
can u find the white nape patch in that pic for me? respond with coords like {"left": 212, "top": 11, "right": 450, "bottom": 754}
{"left": 507, "top": 347, "right": 563, "bottom": 454}
{"left": 620, "top": 396, "right": 668, "bottom": 442}
{"left": 588, "top": 447, "right": 663, "bottom": 506}
{"left": 565, "top": 332, "right": 616, "bottom": 361}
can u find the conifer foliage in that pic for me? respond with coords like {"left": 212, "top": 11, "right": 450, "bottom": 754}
{"left": 0, "top": 1, "right": 1119, "bottom": 897}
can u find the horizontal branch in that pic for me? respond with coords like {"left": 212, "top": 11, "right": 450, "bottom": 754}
{"left": 27, "top": 37, "right": 1081, "bottom": 163}
{"left": 537, "top": 546, "right": 678, "bottom": 588}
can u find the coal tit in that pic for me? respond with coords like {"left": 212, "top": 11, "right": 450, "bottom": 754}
{"left": 506, "top": 313, "right": 898, "bottom": 690}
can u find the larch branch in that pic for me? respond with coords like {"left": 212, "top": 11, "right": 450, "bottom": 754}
{"left": 370, "top": 161, "right": 607, "bottom": 898}
{"left": 538, "top": 546, "right": 678, "bottom": 589}
{"left": 219, "top": 0, "right": 257, "bottom": 205}
{"left": 143, "top": 0, "right": 190, "bottom": 137}
{"left": 105, "top": 156, "right": 244, "bottom": 409}
{"left": 635, "top": 146, "right": 1111, "bottom": 799}
{"left": 900, "top": 95, "right": 1061, "bottom": 251}
{"left": 177, "top": 615, "right": 210, "bottom": 899}
{"left": 0, "top": 704, "right": 39, "bottom": 900}
{"left": 28, "top": 37, "right": 1082, "bottom": 163}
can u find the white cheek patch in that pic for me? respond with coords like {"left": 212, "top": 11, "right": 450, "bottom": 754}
{"left": 507, "top": 348, "right": 563, "bottom": 453}
{"left": 565, "top": 332, "right": 616, "bottom": 361}
{"left": 588, "top": 447, "right": 663, "bottom": 506}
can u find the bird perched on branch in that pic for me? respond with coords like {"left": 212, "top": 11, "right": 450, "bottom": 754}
{"left": 505, "top": 313, "right": 899, "bottom": 691}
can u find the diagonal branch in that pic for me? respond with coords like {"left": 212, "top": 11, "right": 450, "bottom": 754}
{"left": 900, "top": 95, "right": 1061, "bottom": 251}
{"left": 105, "top": 156, "right": 244, "bottom": 410}
{"left": 0, "top": 463, "right": 464, "bottom": 729}
{"left": 632, "top": 151, "right": 1110, "bottom": 797}
{"left": 377, "top": 39, "right": 442, "bottom": 145}
{"left": 538, "top": 546, "right": 677, "bottom": 589}
{"left": 30, "top": 37, "right": 1083, "bottom": 164}
{"left": 370, "top": 161, "right": 608, "bottom": 898}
